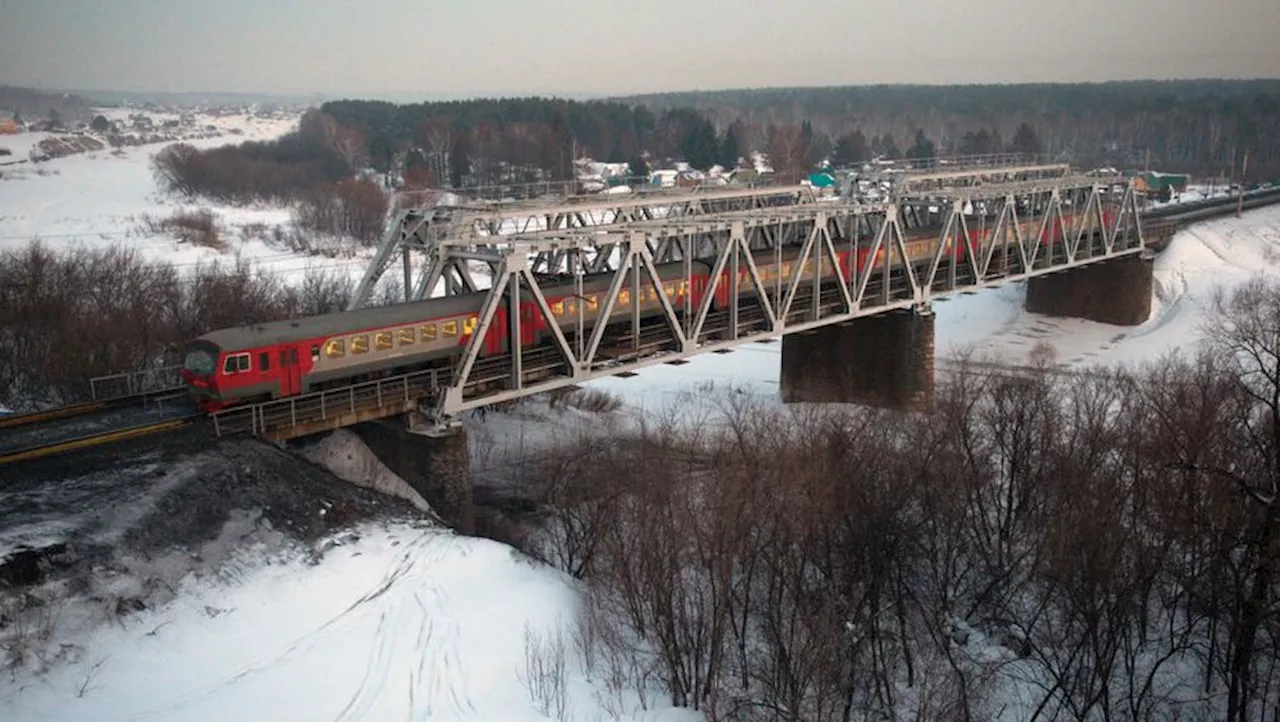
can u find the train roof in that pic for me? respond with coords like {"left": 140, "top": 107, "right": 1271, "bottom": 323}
{"left": 193, "top": 256, "right": 722, "bottom": 352}
{"left": 196, "top": 293, "right": 488, "bottom": 351}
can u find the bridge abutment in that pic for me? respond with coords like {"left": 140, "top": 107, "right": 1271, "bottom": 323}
{"left": 1024, "top": 252, "right": 1154, "bottom": 326}
{"left": 350, "top": 419, "right": 474, "bottom": 532}
{"left": 780, "top": 307, "right": 934, "bottom": 412}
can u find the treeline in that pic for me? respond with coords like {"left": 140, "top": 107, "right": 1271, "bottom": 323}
{"left": 617, "top": 79, "right": 1280, "bottom": 179}
{"left": 319, "top": 98, "right": 752, "bottom": 186}
{"left": 151, "top": 112, "right": 388, "bottom": 244}
{"left": 151, "top": 136, "right": 348, "bottom": 204}
{"left": 517, "top": 278, "right": 1280, "bottom": 721}
{"left": 0, "top": 244, "right": 377, "bottom": 409}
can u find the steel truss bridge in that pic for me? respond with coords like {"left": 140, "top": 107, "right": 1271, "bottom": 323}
{"left": 210, "top": 157, "right": 1152, "bottom": 439}
{"left": 375, "top": 160, "right": 1141, "bottom": 412}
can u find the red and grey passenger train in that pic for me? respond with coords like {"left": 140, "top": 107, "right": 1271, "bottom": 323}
{"left": 181, "top": 211, "right": 1108, "bottom": 410}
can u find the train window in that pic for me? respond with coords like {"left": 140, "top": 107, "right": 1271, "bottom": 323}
{"left": 422, "top": 324, "right": 437, "bottom": 340}
{"left": 351, "top": 335, "right": 369, "bottom": 354}
{"left": 618, "top": 290, "right": 630, "bottom": 307}
{"left": 223, "top": 356, "right": 237, "bottom": 374}
{"left": 552, "top": 300, "right": 564, "bottom": 317}
{"left": 290, "top": 349, "right": 298, "bottom": 365}
{"left": 325, "top": 339, "right": 345, "bottom": 358}
{"left": 463, "top": 316, "right": 477, "bottom": 335}
{"left": 442, "top": 320, "right": 458, "bottom": 337}
{"left": 398, "top": 328, "right": 415, "bottom": 345}
{"left": 279, "top": 350, "right": 288, "bottom": 366}
{"left": 259, "top": 353, "right": 269, "bottom": 371}
{"left": 585, "top": 295, "right": 599, "bottom": 311}
{"left": 311, "top": 345, "right": 320, "bottom": 362}
{"left": 374, "top": 332, "right": 393, "bottom": 351}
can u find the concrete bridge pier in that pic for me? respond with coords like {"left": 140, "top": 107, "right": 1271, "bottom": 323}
{"left": 351, "top": 417, "right": 474, "bottom": 532}
{"left": 1024, "top": 252, "right": 1154, "bottom": 326}
{"left": 780, "top": 307, "right": 935, "bottom": 412}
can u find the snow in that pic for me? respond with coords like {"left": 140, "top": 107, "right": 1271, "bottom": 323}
{"left": 5, "top": 107, "right": 1280, "bottom": 719}
{"left": 937, "top": 203, "right": 1280, "bottom": 368}
{"left": 1147, "top": 182, "right": 1238, "bottom": 208}
{"left": 296, "top": 429, "right": 436, "bottom": 515}
{"left": 0, "top": 109, "right": 375, "bottom": 288}
{"left": 2, "top": 524, "right": 693, "bottom": 722}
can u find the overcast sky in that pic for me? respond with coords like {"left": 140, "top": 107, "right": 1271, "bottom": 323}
{"left": 2, "top": 0, "right": 1277, "bottom": 97}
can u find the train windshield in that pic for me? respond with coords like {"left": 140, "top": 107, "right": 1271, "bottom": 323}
{"left": 183, "top": 347, "right": 216, "bottom": 375}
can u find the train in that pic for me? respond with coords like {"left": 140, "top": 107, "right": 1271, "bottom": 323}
{"left": 181, "top": 209, "right": 1109, "bottom": 411}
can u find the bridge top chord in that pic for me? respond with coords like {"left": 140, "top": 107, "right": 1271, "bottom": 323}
{"left": 894, "top": 162, "right": 1072, "bottom": 185}
{"left": 895, "top": 172, "right": 1127, "bottom": 203}
{"left": 351, "top": 159, "right": 1141, "bottom": 310}
{"left": 473, "top": 200, "right": 894, "bottom": 249}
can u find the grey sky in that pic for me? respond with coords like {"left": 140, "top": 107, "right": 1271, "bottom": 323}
{"left": 2, "top": 0, "right": 1277, "bottom": 97}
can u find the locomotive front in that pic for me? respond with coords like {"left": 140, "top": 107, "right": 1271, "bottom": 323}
{"left": 181, "top": 339, "right": 223, "bottom": 410}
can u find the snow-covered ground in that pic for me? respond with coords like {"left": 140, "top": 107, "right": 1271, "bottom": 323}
{"left": 4, "top": 523, "right": 696, "bottom": 722}
{"left": 4, "top": 122, "right": 1280, "bottom": 720}
{"left": 0, "top": 108, "right": 375, "bottom": 287}
{"left": 7, "top": 204, "right": 1278, "bottom": 720}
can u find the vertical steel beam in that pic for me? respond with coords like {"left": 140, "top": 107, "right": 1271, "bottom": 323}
{"left": 402, "top": 246, "right": 413, "bottom": 303}
{"left": 510, "top": 271, "right": 522, "bottom": 390}
{"left": 730, "top": 228, "right": 740, "bottom": 339}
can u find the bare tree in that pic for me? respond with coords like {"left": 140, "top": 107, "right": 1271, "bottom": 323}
{"left": 1196, "top": 277, "right": 1280, "bottom": 722}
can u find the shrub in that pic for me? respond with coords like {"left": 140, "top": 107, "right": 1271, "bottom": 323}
{"left": 151, "top": 134, "right": 350, "bottom": 204}
{"left": 141, "top": 208, "right": 223, "bottom": 251}
{"left": 292, "top": 177, "right": 388, "bottom": 246}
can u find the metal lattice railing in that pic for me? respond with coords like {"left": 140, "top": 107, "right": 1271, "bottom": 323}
{"left": 89, "top": 365, "right": 183, "bottom": 401}
{"left": 209, "top": 367, "right": 445, "bottom": 438}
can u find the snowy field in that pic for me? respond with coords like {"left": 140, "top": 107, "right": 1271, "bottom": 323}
{"left": 4, "top": 113, "right": 1280, "bottom": 720}
{"left": 0, "top": 108, "right": 374, "bottom": 287}
{"left": 4, "top": 524, "right": 698, "bottom": 722}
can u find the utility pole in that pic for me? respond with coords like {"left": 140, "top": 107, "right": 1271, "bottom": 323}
{"left": 1237, "top": 150, "right": 1249, "bottom": 218}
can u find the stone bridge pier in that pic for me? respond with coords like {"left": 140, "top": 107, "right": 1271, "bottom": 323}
{"left": 780, "top": 306, "right": 935, "bottom": 412}
{"left": 1024, "top": 252, "right": 1154, "bottom": 326}
{"left": 351, "top": 417, "right": 473, "bottom": 532}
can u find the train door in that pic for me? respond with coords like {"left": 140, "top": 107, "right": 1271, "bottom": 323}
{"left": 278, "top": 346, "right": 302, "bottom": 397}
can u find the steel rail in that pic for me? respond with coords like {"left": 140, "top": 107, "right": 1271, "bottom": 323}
{"left": 0, "top": 414, "right": 202, "bottom": 466}
{"left": 0, "top": 388, "right": 188, "bottom": 432}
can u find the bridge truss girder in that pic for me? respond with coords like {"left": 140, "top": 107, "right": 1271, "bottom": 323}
{"left": 350, "top": 184, "right": 818, "bottom": 309}
{"left": 425, "top": 176, "right": 1144, "bottom": 423}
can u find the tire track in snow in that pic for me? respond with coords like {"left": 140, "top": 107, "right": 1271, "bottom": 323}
{"left": 127, "top": 532, "right": 440, "bottom": 720}
{"left": 331, "top": 531, "right": 476, "bottom": 721}
{"left": 334, "top": 608, "right": 396, "bottom": 722}
{"left": 412, "top": 536, "right": 475, "bottom": 719}
{"left": 337, "top": 531, "right": 444, "bottom": 721}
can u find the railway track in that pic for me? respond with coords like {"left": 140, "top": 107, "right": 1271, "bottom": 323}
{"left": 1142, "top": 186, "right": 1280, "bottom": 242}
{"left": 0, "top": 388, "right": 201, "bottom": 466}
